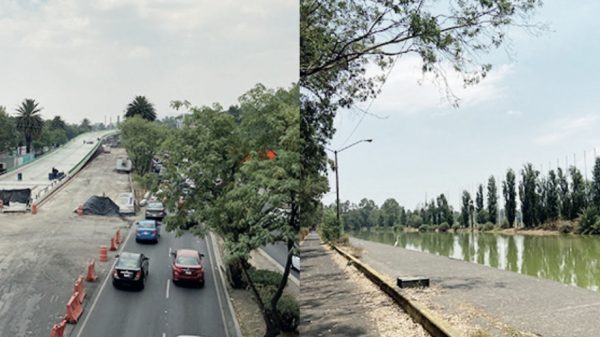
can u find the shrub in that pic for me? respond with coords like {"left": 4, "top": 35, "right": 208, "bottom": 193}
{"left": 418, "top": 224, "right": 433, "bottom": 232}
{"left": 392, "top": 224, "right": 405, "bottom": 233}
{"left": 438, "top": 222, "right": 450, "bottom": 232}
{"left": 225, "top": 257, "right": 248, "bottom": 289}
{"left": 558, "top": 221, "right": 573, "bottom": 234}
{"left": 451, "top": 223, "right": 461, "bottom": 232}
{"left": 337, "top": 233, "right": 350, "bottom": 245}
{"left": 501, "top": 219, "right": 511, "bottom": 229}
{"left": 259, "top": 287, "right": 299, "bottom": 332}
{"left": 249, "top": 269, "right": 282, "bottom": 289}
{"left": 576, "top": 207, "right": 600, "bottom": 235}
{"left": 482, "top": 222, "right": 495, "bottom": 231}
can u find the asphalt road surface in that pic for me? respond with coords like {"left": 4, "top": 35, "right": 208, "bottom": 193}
{"left": 262, "top": 242, "right": 300, "bottom": 280}
{"left": 72, "top": 228, "right": 238, "bottom": 337}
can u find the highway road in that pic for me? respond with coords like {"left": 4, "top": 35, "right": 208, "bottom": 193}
{"left": 263, "top": 242, "right": 300, "bottom": 280}
{"left": 0, "top": 130, "right": 116, "bottom": 200}
{"left": 72, "top": 227, "right": 238, "bottom": 337}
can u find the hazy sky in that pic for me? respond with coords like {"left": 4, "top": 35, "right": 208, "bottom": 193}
{"left": 323, "top": 1, "right": 600, "bottom": 211}
{"left": 0, "top": 0, "right": 298, "bottom": 124}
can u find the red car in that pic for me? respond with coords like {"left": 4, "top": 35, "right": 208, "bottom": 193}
{"left": 171, "top": 249, "right": 205, "bottom": 287}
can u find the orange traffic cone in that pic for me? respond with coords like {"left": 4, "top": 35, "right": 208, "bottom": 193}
{"left": 109, "top": 236, "right": 117, "bottom": 251}
{"left": 99, "top": 245, "right": 108, "bottom": 262}
{"left": 86, "top": 259, "right": 97, "bottom": 282}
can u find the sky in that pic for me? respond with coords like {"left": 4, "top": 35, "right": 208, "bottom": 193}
{"left": 323, "top": 1, "right": 600, "bottom": 211}
{"left": 0, "top": 0, "right": 298, "bottom": 124}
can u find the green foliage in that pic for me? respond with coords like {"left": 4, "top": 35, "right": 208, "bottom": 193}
{"left": 0, "top": 107, "right": 18, "bottom": 153}
{"left": 451, "top": 223, "right": 461, "bottom": 232}
{"left": 569, "top": 166, "right": 587, "bottom": 219}
{"left": 545, "top": 170, "right": 560, "bottom": 221}
{"left": 558, "top": 221, "right": 573, "bottom": 234}
{"left": 557, "top": 167, "right": 571, "bottom": 219}
{"left": 125, "top": 96, "right": 157, "bottom": 121}
{"left": 418, "top": 224, "right": 433, "bottom": 232}
{"left": 461, "top": 190, "right": 472, "bottom": 227}
{"left": 438, "top": 222, "right": 450, "bottom": 232}
{"left": 119, "top": 116, "right": 167, "bottom": 175}
{"left": 320, "top": 208, "right": 340, "bottom": 242}
{"left": 259, "top": 287, "right": 299, "bottom": 332}
{"left": 407, "top": 212, "right": 423, "bottom": 228}
{"left": 15, "top": 98, "right": 44, "bottom": 153}
{"left": 576, "top": 207, "right": 600, "bottom": 235}
{"left": 519, "top": 163, "right": 539, "bottom": 228}
{"left": 475, "top": 184, "right": 485, "bottom": 223}
{"left": 487, "top": 176, "right": 498, "bottom": 224}
{"left": 381, "top": 198, "right": 402, "bottom": 227}
{"left": 503, "top": 169, "right": 517, "bottom": 227}
{"left": 249, "top": 269, "right": 283, "bottom": 289}
{"left": 592, "top": 158, "right": 600, "bottom": 208}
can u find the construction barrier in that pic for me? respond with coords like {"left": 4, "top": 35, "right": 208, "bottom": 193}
{"left": 109, "top": 236, "right": 117, "bottom": 251}
{"left": 74, "top": 276, "right": 85, "bottom": 303}
{"left": 99, "top": 245, "right": 108, "bottom": 262}
{"left": 50, "top": 320, "right": 67, "bottom": 337}
{"left": 86, "top": 259, "right": 97, "bottom": 282}
{"left": 64, "top": 291, "right": 83, "bottom": 323}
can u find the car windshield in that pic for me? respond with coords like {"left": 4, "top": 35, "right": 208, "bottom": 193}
{"left": 148, "top": 202, "right": 163, "bottom": 209}
{"left": 117, "top": 255, "right": 139, "bottom": 269}
{"left": 137, "top": 221, "right": 155, "bottom": 229}
{"left": 176, "top": 255, "right": 199, "bottom": 266}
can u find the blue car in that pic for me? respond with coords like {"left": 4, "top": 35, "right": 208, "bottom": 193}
{"left": 135, "top": 220, "right": 160, "bottom": 243}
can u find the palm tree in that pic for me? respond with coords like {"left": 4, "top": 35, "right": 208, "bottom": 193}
{"left": 15, "top": 99, "right": 44, "bottom": 153}
{"left": 125, "top": 96, "right": 156, "bottom": 121}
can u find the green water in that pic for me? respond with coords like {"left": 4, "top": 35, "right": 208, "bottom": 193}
{"left": 352, "top": 230, "right": 600, "bottom": 291}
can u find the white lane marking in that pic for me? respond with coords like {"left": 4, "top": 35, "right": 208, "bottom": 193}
{"left": 205, "top": 235, "right": 231, "bottom": 337}
{"left": 75, "top": 224, "right": 135, "bottom": 337}
{"left": 168, "top": 247, "right": 172, "bottom": 257}
{"left": 162, "top": 333, "right": 166, "bottom": 337}
{"left": 165, "top": 278, "right": 170, "bottom": 299}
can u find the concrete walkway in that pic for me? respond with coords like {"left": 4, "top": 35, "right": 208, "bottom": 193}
{"left": 351, "top": 237, "right": 600, "bottom": 337}
{"left": 299, "top": 232, "right": 379, "bottom": 336}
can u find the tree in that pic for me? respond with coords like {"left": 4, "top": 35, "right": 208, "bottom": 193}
{"left": 570, "top": 166, "right": 586, "bottom": 219}
{"left": 487, "top": 176, "right": 498, "bottom": 224}
{"left": 381, "top": 198, "right": 401, "bottom": 227}
{"left": 557, "top": 167, "right": 571, "bottom": 219}
{"left": 299, "top": 1, "right": 543, "bottom": 236}
{"left": 460, "top": 190, "right": 471, "bottom": 228}
{"left": 546, "top": 170, "right": 560, "bottom": 221}
{"left": 503, "top": 169, "right": 517, "bottom": 227}
{"left": 301, "top": 0, "right": 543, "bottom": 111}
{"left": 125, "top": 96, "right": 157, "bottom": 121}
{"left": 80, "top": 118, "right": 92, "bottom": 132}
{"left": 519, "top": 163, "right": 539, "bottom": 228}
{"left": 119, "top": 116, "right": 167, "bottom": 175}
{"left": 437, "top": 193, "right": 454, "bottom": 225}
{"left": 475, "top": 184, "right": 486, "bottom": 224}
{"left": 0, "top": 107, "right": 18, "bottom": 153}
{"left": 15, "top": 98, "right": 44, "bottom": 153}
{"left": 49, "top": 116, "right": 67, "bottom": 130}
{"left": 591, "top": 158, "right": 600, "bottom": 208}
{"left": 157, "top": 84, "right": 300, "bottom": 337}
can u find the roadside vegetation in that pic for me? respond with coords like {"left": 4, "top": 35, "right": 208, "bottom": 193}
{"left": 119, "top": 84, "right": 301, "bottom": 337}
{"left": 320, "top": 159, "right": 600, "bottom": 237}
{"left": 0, "top": 100, "right": 108, "bottom": 157}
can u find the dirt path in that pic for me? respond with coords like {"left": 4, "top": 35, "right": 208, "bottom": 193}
{"left": 0, "top": 149, "right": 132, "bottom": 336}
{"left": 299, "top": 232, "right": 429, "bottom": 337}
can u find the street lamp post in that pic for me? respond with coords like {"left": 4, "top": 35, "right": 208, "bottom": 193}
{"left": 329, "top": 139, "right": 373, "bottom": 234}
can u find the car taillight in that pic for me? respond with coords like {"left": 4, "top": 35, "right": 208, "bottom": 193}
{"left": 134, "top": 270, "right": 142, "bottom": 280}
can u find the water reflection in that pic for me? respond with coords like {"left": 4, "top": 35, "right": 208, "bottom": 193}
{"left": 352, "top": 230, "right": 600, "bottom": 291}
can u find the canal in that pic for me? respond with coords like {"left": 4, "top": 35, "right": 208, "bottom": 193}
{"left": 352, "top": 230, "right": 600, "bottom": 291}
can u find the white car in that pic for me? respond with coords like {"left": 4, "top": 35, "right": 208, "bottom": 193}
{"left": 117, "top": 192, "right": 135, "bottom": 215}
{"left": 292, "top": 255, "right": 300, "bottom": 271}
